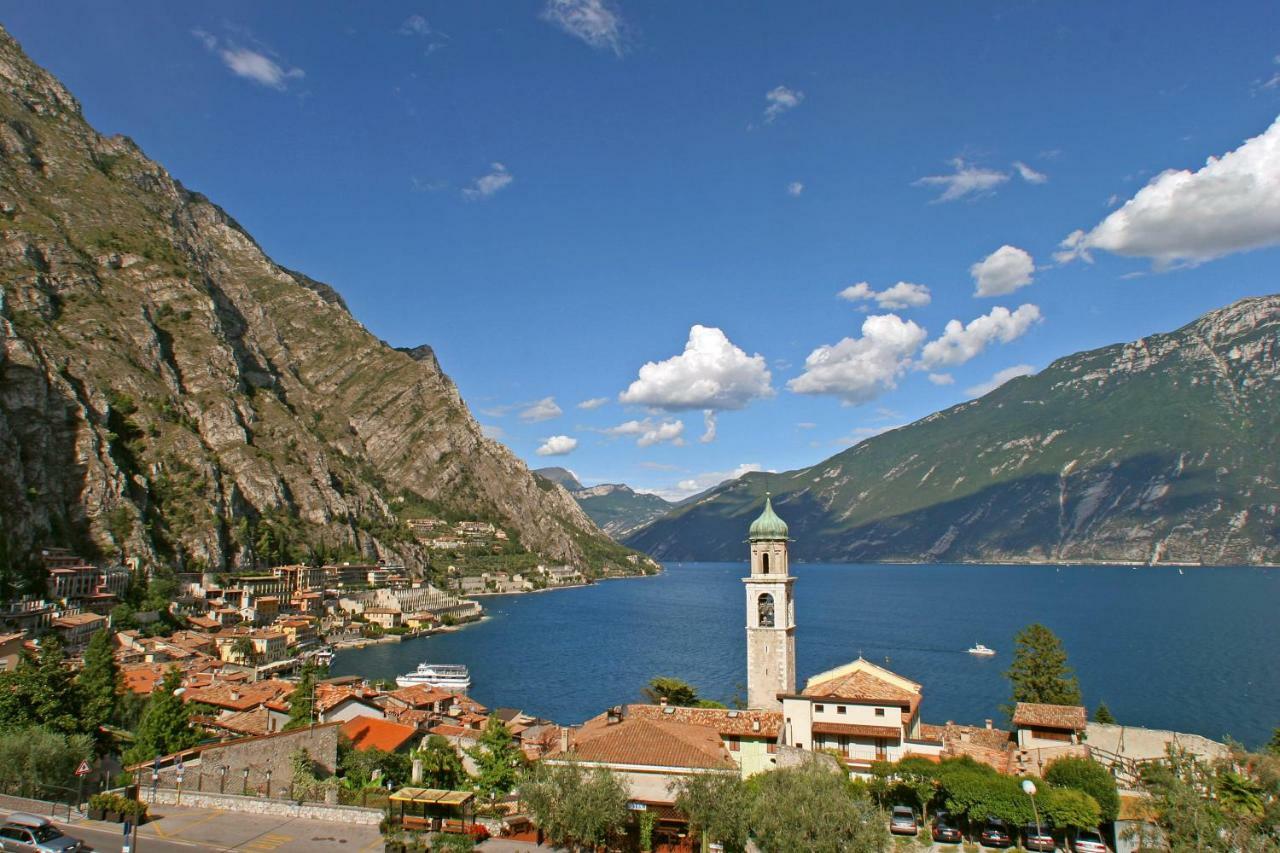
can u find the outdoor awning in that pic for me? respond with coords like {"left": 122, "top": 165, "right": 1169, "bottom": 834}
{"left": 390, "top": 788, "right": 475, "bottom": 807}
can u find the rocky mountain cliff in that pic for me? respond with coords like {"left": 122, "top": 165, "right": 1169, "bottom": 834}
{"left": 627, "top": 295, "right": 1280, "bottom": 565}
{"left": 533, "top": 467, "right": 584, "bottom": 492}
{"left": 0, "top": 27, "right": 635, "bottom": 573}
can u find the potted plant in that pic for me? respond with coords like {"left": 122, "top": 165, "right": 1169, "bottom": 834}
{"left": 102, "top": 794, "right": 123, "bottom": 823}
{"left": 87, "top": 793, "right": 110, "bottom": 821}
{"left": 382, "top": 825, "right": 405, "bottom": 853}
{"left": 121, "top": 798, "right": 149, "bottom": 825}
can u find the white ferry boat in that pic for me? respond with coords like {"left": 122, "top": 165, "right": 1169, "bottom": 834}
{"left": 395, "top": 663, "right": 472, "bottom": 691}
{"left": 967, "top": 643, "right": 996, "bottom": 657}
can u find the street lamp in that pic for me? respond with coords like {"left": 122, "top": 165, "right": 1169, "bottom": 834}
{"left": 219, "top": 765, "right": 228, "bottom": 794}
{"left": 1022, "top": 779, "right": 1042, "bottom": 841}
{"left": 242, "top": 767, "right": 250, "bottom": 796}
{"left": 265, "top": 769, "right": 273, "bottom": 798}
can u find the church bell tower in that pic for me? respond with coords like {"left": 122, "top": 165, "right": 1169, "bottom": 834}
{"left": 743, "top": 495, "right": 795, "bottom": 711}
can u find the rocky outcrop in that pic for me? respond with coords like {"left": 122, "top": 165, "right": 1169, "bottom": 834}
{"left": 0, "top": 26, "right": 632, "bottom": 572}
{"left": 626, "top": 295, "right": 1280, "bottom": 565}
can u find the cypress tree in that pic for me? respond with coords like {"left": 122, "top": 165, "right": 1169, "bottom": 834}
{"left": 78, "top": 628, "right": 121, "bottom": 744}
{"left": 1093, "top": 701, "right": 1116, "bottom": 725}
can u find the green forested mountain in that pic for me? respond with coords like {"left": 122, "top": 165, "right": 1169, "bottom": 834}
{"left": 0, "top": 27, "right": 637, "bottom": 574}
{"left": 626, "top": 295, "right": 1280, "bottom": 565}
{"left": 533, "top": 469, "right": 674, "bottom": 539}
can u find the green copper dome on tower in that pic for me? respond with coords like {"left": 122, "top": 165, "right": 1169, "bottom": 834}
{"left": 748, "top": 494, "right": 789, "bottom": 541}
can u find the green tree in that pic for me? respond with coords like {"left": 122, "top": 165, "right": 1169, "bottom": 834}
{"left": 1266, "top": 728, "right": 1280, "bottom": 758}
{"left": 123, "top": 667, "right": 199, "bottom": 766}
{"left": 935, "top": 758, "right": 1034, "bottom": 826}
{"left": 415, "top": 735, "right": 466, "bottom": 789}
{"left": 285, "top": 662, "right": 319, "bottom": 730}
{"left": 15, "top": 639, "right": 85, "bottom": 737}
{"left": 1040, "top": 786, "right": 1101, "bottom": 831}
{"left": 749, "top": 758, "right": 890, "bottom": 852}
{"left": 467, "top": 717, "right": 524, "bottom": 799}
{"left": 0, "top": 727, "right": 95, "bottom": 799}
{"left": 671, "top": 771, "right": 752, "bottom": 852}
{"left": 231, "top": 636, "right": 256, "bottom": 665}
{"left": 642, "top": 677, "right": 699, "bottom": 706}
{"left": 519, "top": 760, "right": 628, "bottom": 851}
{"left": 338, "top": 739, "right": 411, "bottom": 788}
{"left": 78, "top": 628, "right": 121, "bottom": 748}
{"left": 1003, "top": 623, "right": 1081, "bottom": 714}
{"left": 1043, "top": 756, "right": 1120, "bottom": 822}
{"left": 1092, "top": 701, "right": 1116, "bottom": 724}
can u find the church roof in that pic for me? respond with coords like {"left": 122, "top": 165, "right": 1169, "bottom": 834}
{"left": 748, "top": 495, "right": 789, "bottom": 541}
{"left": 801, "top": 658, "right": 921, "bottom": 706}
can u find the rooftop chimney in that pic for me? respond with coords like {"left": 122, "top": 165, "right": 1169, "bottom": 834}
{"left": 659, "top": 697, "right": 668, "bottom": 707}
{"left": 559, "top": 727, "right": 570, "bottom": 754}
{"left": 985, "top": 719, "right": 993, "bottom": 730}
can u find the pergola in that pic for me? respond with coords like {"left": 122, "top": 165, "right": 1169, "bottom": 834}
{"left": 389, "top": 787, "right": 476, "bottom": 833}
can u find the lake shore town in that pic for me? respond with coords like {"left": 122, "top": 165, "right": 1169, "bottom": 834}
{"left": 2, "top": 499, "right": 1270, "bottom": 853}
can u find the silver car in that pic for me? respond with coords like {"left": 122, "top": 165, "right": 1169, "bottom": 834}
{"left": 0, "top": 814, "right": 83, "bottom": 852}
{"left": 889, "top": 805, "right": 918, "bottom": 835}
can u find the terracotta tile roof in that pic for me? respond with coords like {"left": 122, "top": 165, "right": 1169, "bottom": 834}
{"left": 314, "top": 683, "right": 384, "bottom": 714}
{"left": 386, "top": 708, "right": 434, "bottom": 728}
{"left": 214, "top": 707, "right": 276, "bottom": 737}
{"left": 921, "top": 722, "right": 1013, "bottom": 752}
{"left": 188, "top": 615, "right": 221, "bottom": 630}
{"left": 389, "top": 684, "right": 454, "bottom": 709}
{"left": 183, "top": 679, "right": 294, "bottom": 712}
{"left": 621, "top": 704, "right": 783, "bottom": 739}
{"left": 802, "top": 659, "right": 920, "bottom": 706}
{"left": 341, "top": 715, "right": 419, "bottom": 752}
{"left": 52, "top": 612, "right": 107, "bottom": 628}
{"left": 812, "top": 722, "right": 901, "bottom": 739}
{"left": 1012, "top": 703, "right": 1087, "bottom": 731}
{"left": 554, "top": 716, "right": 735, "bottom": 771}
{"left": 429, "top": 724, "right": 477, "bottom": 739}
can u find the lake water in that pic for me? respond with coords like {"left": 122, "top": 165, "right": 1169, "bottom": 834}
{"left": 330, "top": 562, "right": 1280, "bottom": 747}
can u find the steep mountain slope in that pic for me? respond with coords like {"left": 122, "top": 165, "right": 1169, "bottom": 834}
{"left": 533, "top": 469, "right": 674, "bottom": 539}
{"left": 0, "top": 27, "right": 636, "bottom": 573}
{"left": 627, "top": 295, "right": 1280, "bottom": 565}
{"left": 533, "top": 467, "right": 584, "bottom": 492}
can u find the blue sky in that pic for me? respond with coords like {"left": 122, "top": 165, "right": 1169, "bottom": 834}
{"left": 7, "top": 2, "right": 1280, "bottom": 499}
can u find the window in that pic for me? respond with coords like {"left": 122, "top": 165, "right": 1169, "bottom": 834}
{"left": 767, "top": 742, "right": 778, "bottom": 754}
{"left": 875, "top": 708, "right": 885, "bottom": 717}
{"left": 815, "top": 704, "right": 825, "bottom": 713}
{"left": 757, "top": 593, "right": 775, "bottom": 628}
{"left": 837, "top": 706, "right": 846, "bottom": 714}
{"left": 728, "top": 737, "right": 740, "bottom": 752}
{"left": 761, "top": 553, "right": 770, "bottom": 574}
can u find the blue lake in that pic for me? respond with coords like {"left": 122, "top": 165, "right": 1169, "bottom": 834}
{"left": 330, "top": 562, "right": 1280, "bottom": 747}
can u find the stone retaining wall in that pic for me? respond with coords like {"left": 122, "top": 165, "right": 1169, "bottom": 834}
{"left": 140, "top": 789, "right": 383, "bottom": 825}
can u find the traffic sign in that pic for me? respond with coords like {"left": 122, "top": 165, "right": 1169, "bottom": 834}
{"left": 75, "top": 760, "right": 92, "bottom": 777}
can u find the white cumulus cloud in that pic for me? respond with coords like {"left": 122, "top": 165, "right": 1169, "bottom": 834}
{"left": 920, "top": 305, "right": 1042, "bottom": 368}
{"left": 838, "top": 281, "right": 932, "bottom": 311}
{"left": 927, "top": 373, "right": 955, "bottom": 386}
{"left": 519, "top": 397, "right": 563, "bottom": 422}
{"left": 787, "top": 314, "right": 928, "bottom": 405}
{"left": 763, "top": 85, "right": 804, "bottom": 123}
{"left": 193, "top": 30, "right": 304, "bottom": 92}
{"left": 970, "top": 245, "right": 1035, "bottom": 297}
{"left": 604, "top": 418, "right": 686, "bottom": 448}
{"left": 1013, "top": 161, "right": 1048, "bottom": 184}
{"left": 462, "top": 163, "right": 513, "bottom": 200}
{"left": 1056, "top": 116, "right": 1280, "bottom": 268}
{"left": 914, "top": 158, "right": 1009, "bottom": 202}
{"left": 619, "top": 325, "right": 773, "bottom": 412}
{"left": 541, "top": 0, "right": 624, "bottom": 55}
{"left": 787, "top": 181, "right": 805, "bottom": 197}
{"left": 576, "top": 397, "right": 610, "bottom": 410}
{"left": 535, "top": 435, "right": 578, "bottom": 456}
{"left": 966, "top": 364, "right": 1037, "bottom": 397}
{"left": 645, "top": 463, "right": 765, "bottom": 502}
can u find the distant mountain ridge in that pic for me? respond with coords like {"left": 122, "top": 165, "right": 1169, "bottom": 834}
{"left": 0, "top": 26, "right": 637, "bottom": 574}
{"left": 534, "top": 469, "right": 675, "bottom": 539}
{"left": 626, "top": 295, "right": 1280, "bottom": 565}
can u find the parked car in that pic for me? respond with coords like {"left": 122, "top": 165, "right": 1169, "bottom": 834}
{"left": 1022, "top": 822, "right": 1056, "bottom": 852}
{"left": 931, "top": 811, "right": 964, "bottom": 844}
{"left": 1072, "top": 829, "right": 1109, "bottom": 852}
{"left": 0, "top": 814, "right": 83, "bottom": 852}
{"left": 889, "top": 805, "right": 918, "bottom": 835}
{"left": 979, "top": 816, "right": 1013, "bottom": 848}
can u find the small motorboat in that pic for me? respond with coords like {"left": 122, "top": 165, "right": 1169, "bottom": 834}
{"left": 967, "top": 643, "right": 996, "bottom": 656}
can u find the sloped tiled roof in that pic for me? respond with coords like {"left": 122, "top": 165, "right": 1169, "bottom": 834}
{"left": 622, "top": 704, "right": 783, "bottom": 738}
{"left": 341, "top": 715, "right": 419, "bottom": 752}
{"left": 555, "top": 716, "right": 734, "bottom": 771}
{"left": 184, "top": 679, "right": 294, "bottom": 712}
{"left": 812, "top": 721, "right": 901, "bottom": 739}
{"left": 803, "top": 664, "right": 919, "bottom": 705}
{"left": 1012, "top": 702, "right": 1087, "bottom": 731}
{"left": 388, "top": 684, "right": 453, "bottom": 709}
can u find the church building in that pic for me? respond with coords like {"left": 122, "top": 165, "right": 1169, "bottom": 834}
{"left": 743, "top": 495, "right": 796, "bottom": 711}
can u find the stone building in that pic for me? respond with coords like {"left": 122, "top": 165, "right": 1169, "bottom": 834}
{"left": 743, "top": 496, "right": 796, "bottom": 711}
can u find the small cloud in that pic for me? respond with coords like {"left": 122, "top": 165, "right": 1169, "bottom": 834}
{"left": 649, "top": 463, "right": 765, "bottom": 502}
{"left": 699, "top": 411, "right": 717, "bottom": 444}
{"left": 535, "top": 435, "right": 579, "bottom": 456}
{"left": 795, "top": 422, "right": 818, "bottom": 429}
{"left": 788, "top": 314, "right": 928, "bottom": 406}
{"left": 480, "top": 424, "right": 506, "bottom": 440}
{"left": 970, "top": 245, "right": 1035, "bottom": 297}
{"left": 763, "top": 85, "right": 804, "bottom": 124}
{"left": 838, "top": 281, "right": 932, "bottom": 310}
{"left": 462, "top": 163, "right": 513, "bottom": 200}
{"left": 787, "top": 181, "right": 805, "bottom": 197}
{"left": 966, "top": 364, "right": 1037, "bottom": 397}
{"left": 638, "top": 461, "right": 683, "bottom": 472}
{"left": 914, "top": 158, "right": 1009, "bottom": 203}
{"left": 577, "top": 397, "right": 610, "bottom": 410}
{"left": 193, "top": 30, "right": 304, "bottom": 92}
{"left": 398, "top": 14, "right": 433, "bottom": 36}
{"left": 1013, "top": 161, "right": 1048, "bottom": 184}
{"left": 603, "top": 418, "right": 685, "bottom": 448}
{"left": 927, "top": 372, "right": 955, "bottom": 386}
{"left": 519, "top": 396, "right": 563, "bottom": 423}
{"left": 920, "top": 305, "right": 1043, "bottom": 369}
{"left": 541, "top": 0, "right": 625, "bottom": 56}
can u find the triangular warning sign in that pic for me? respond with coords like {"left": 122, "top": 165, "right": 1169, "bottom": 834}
{"left": 75, "top": 760, "right": 91, "bottom": 776}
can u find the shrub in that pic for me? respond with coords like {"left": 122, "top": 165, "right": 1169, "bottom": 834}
{"left": 1044, "top": 756, "right": 1120, "bottom": 822}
